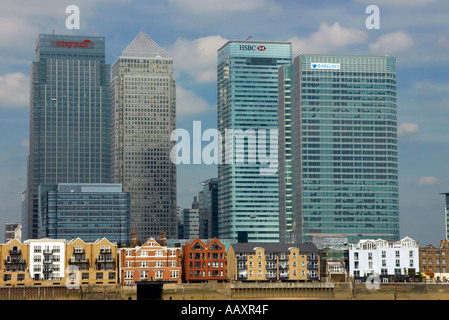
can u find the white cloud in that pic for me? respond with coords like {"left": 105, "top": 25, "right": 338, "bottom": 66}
{"left": 418, "top": 176, "right": 440, "bottom": 185}
{"left": 413, "top": 81, "right": 449, "bottom": 93}
{"left": 289, "top": 22, "right": 367, "bottom": 55}
{"left": 369, "top": 31, "right": 414, "bottom": 55}
{"left": 398, "top": 123, "right": 420, "bottom": 137}
{"left": 21, "top": 139, "right": 29, "bottom": 148}
{"left": 355, "top": 0, "right": 438, "bottom": 7}
{"left": 0, "top": 72, "right": 29, "bottom": 108}
{"left": 169, "top": 35, "right": 228, "bottom": 84}
{"left": 438, "top": 35, "right": 449, "bottom": 49}
{"left": 166, "top": 0, "right": 281, "bottom": 13}
{"left": 176, "top": 86, "right": 214, "bottom": 115}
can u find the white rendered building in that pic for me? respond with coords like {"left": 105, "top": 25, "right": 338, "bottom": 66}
{"left": 25, "top": 238, "right": 66, "bottom": 281}
{"left": 349, "top": 236, "right": 419, "bottom": 281}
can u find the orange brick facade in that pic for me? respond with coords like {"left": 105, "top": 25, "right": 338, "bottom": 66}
{"left": 119, "top": 237, "right": 182, "bottom": 285}
{"left": 182, "top": 238, "right": 227, "bottom": 282}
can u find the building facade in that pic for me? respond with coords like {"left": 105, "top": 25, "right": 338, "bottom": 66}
{"left": 0, "top": 237, "right": 118, "bottom": 287}
{"left": 25, "top": 34, "right": 112, "bottom": 240}
{"left": 217, "top": 40, "right": 292, "bottom": 243}
{"left": 420, "top": 240, "right": 449, "bottom": 282}
{"left": 349, "top": 236, "right": 419, "bottom": 282}
{"left": 227, "top": 243, "right": 320, "bottom": 282}
{"left": 5, "top": 223, "right": 21, "bottom": 243}
{"left": 119, "top": 236, "right": 182, "bottom": 285}
{"left": 182, "top": 238, "right": 227, "bottom": 282}
{"left": 111, "top": 32, "right": 177, "bottom": 243}
{"left": 198, "top": 178, "right": 218, "bottom": 239}
{"left": 38, "top": 183, "right": 130, "bottom": 245}
{"left": 182, "top": 208, "right": 200, "bottom": 240}
{"left": 442, "top": 193, "right": 449, "bottom": 240}
{"left": 279, "top": 55, "right": 399, "bottom": 243}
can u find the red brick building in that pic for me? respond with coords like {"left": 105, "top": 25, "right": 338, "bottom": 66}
{"left": 119, "top": 235, "right": 182, "bottom": 285}
{"left": 182, "top": 238, "right": 227, "bottom": 282}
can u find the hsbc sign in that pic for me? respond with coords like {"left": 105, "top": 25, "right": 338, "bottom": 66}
{"left": 239, "top": 45, "right": 267, "bottom": 52}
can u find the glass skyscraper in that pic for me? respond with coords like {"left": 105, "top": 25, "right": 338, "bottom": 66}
{"left": 111, "top": 32, "right": 177, "bottom": 243}
{"left": 217, "top": 41, "right": 292, "bottom": 243}
{"left": 25, "top": 34, "right": 111, "bottom": 240}
{"left": 279, "top": 54, "right": 399, "bottom": 243}
{"left": 38, "top": 183, "right": 130, "bottom": 245}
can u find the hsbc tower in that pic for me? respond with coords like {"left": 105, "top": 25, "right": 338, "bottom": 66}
{"left": 217, "top": 41, "right": 292, "bottom": 243}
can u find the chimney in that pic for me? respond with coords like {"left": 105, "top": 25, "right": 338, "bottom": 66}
{"left": 160, "top": 232, "right": 167, "bottom": 247}
{"left": 130, "top": 230, "right": 137, "bottom": 247}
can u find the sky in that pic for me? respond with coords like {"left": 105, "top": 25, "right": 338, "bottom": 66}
{"left": 0, "top": 0, "right": 448, "bottom": 246}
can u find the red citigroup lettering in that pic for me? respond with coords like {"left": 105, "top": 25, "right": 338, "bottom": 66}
{"left": 55, "top": 39, "right": 93, "bottom": 48}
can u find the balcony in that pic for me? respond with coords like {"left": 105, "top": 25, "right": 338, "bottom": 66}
{"left": 307, "top": 255, "right": 318, "bottom": 262}
{"left": 43, "top": 267, "right": 53, "bottom": 273}
{"left": 236, "top": 255, "right": 247, "bottom": 261}
{"left": 266, "top": 264, "right": 277, "bottom": 270}
{"left": 307, "top": 263, "right": 318, "bottom": 270}
{"left": 43, "top": 249, "right": 52, "bottom": 255}
{"left": 43, "top": 259, "right": 52, "bottom": 264}
{"left": 279, "top": 273, "right": 289, "bottom": 280}
{"left": 9, "top": 249, "right": 21, "bottom": 255}
{"left": 265, "top": 254, "right": 277, "bottom": 261}
{"left": 279, "top": 263, "right": 289, "bottom": 270}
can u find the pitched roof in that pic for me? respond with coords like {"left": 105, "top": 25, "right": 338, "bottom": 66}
{"left": 230, "top": 243, "right": 318, "bottom": 253}
{"left": 122, "top": 31, "right": 170, "bottom": 58}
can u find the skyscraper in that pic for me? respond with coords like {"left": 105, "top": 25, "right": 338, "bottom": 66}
{"left": 25, "top": 34, "right": 111, "bottom": 240}
{"left": 217, "top": 41, "right": 292, "bottom": 243}
{"left": 279, "top": 54, "right": 399, "bottom": 243}
{"left": 198, "top": 178, "right": 218, "bottom": 239}
{"left": 442, "top": 193, "right": 449, "bottom": 240}
{"left": 111, "top": 32, "right": 177, "bottom": 243}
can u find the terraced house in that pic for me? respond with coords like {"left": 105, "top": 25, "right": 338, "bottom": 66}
{"left": 182, "top": 238, "right": 227, "bottom": 282}
{"left": 119, "top": 236, "right": 182, "bottom": 285}
{"left": 0, "top": 237, "right": 118, "bottom": 286}
{"left": 227, "top": 243, "right": 320, "bottom": 282}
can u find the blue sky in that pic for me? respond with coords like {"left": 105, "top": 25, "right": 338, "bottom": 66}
{"left": 0, "top": 0, "right": 448, "bottom": 245}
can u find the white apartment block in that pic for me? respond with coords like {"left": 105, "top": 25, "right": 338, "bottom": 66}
{"left": 25, "top": 238, "right": 66, "bottom": 281}
{"left": 349, "top": 236, "right": 419, "bottom": 280}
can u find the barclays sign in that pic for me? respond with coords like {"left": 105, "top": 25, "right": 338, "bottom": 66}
{"left": 311, "top": 63, "right": 340, "bottom": 70}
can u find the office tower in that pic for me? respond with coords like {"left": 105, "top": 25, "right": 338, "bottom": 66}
{"left": 278, "top": 65, "right": 294, "bottom": 243}
{"left": 25, "top": 34, "right": 111, "bottom": 240}
{"left": 279, "top": 55, "right": 399, "bottom": 243}
{"left": 111, "top": 32, "right": 177, "bottom": 243}
{"left": 443, "top": 193, "right": 449, "bottom": 240}
{"left": 182, "top": 197, "right": 200, "bottom": 239}
{"left": 198, "top": 178, "right": 218, "bottom": 239}
{"left": 38, "top": 183, "right": 131, "bottom": 245}
{"left": 5, "top": 223, "right": 21, "bottom": 242}
{"left": 217, "top": 41, "right": 292, "bottom": 242}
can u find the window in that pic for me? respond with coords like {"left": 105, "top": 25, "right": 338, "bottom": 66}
{"left": 125, "top": 271, "right": 133, "bottom": 279}
{"left": 140, "top": 261, "right": 148, "bottom": 268}
{"left": 96, "top": 273, "right": 103, "bottom": 280}
{"left": 140, "top": 270, "right": 148, "bottom": 279}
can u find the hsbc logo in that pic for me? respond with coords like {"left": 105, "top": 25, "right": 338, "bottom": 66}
{"left": 239, "top": 44, "right": 267, "bottom": 52}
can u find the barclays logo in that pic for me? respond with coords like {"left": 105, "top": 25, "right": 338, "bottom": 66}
{"left": 311, "top": 63, "right": 340, "bottom": 70}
